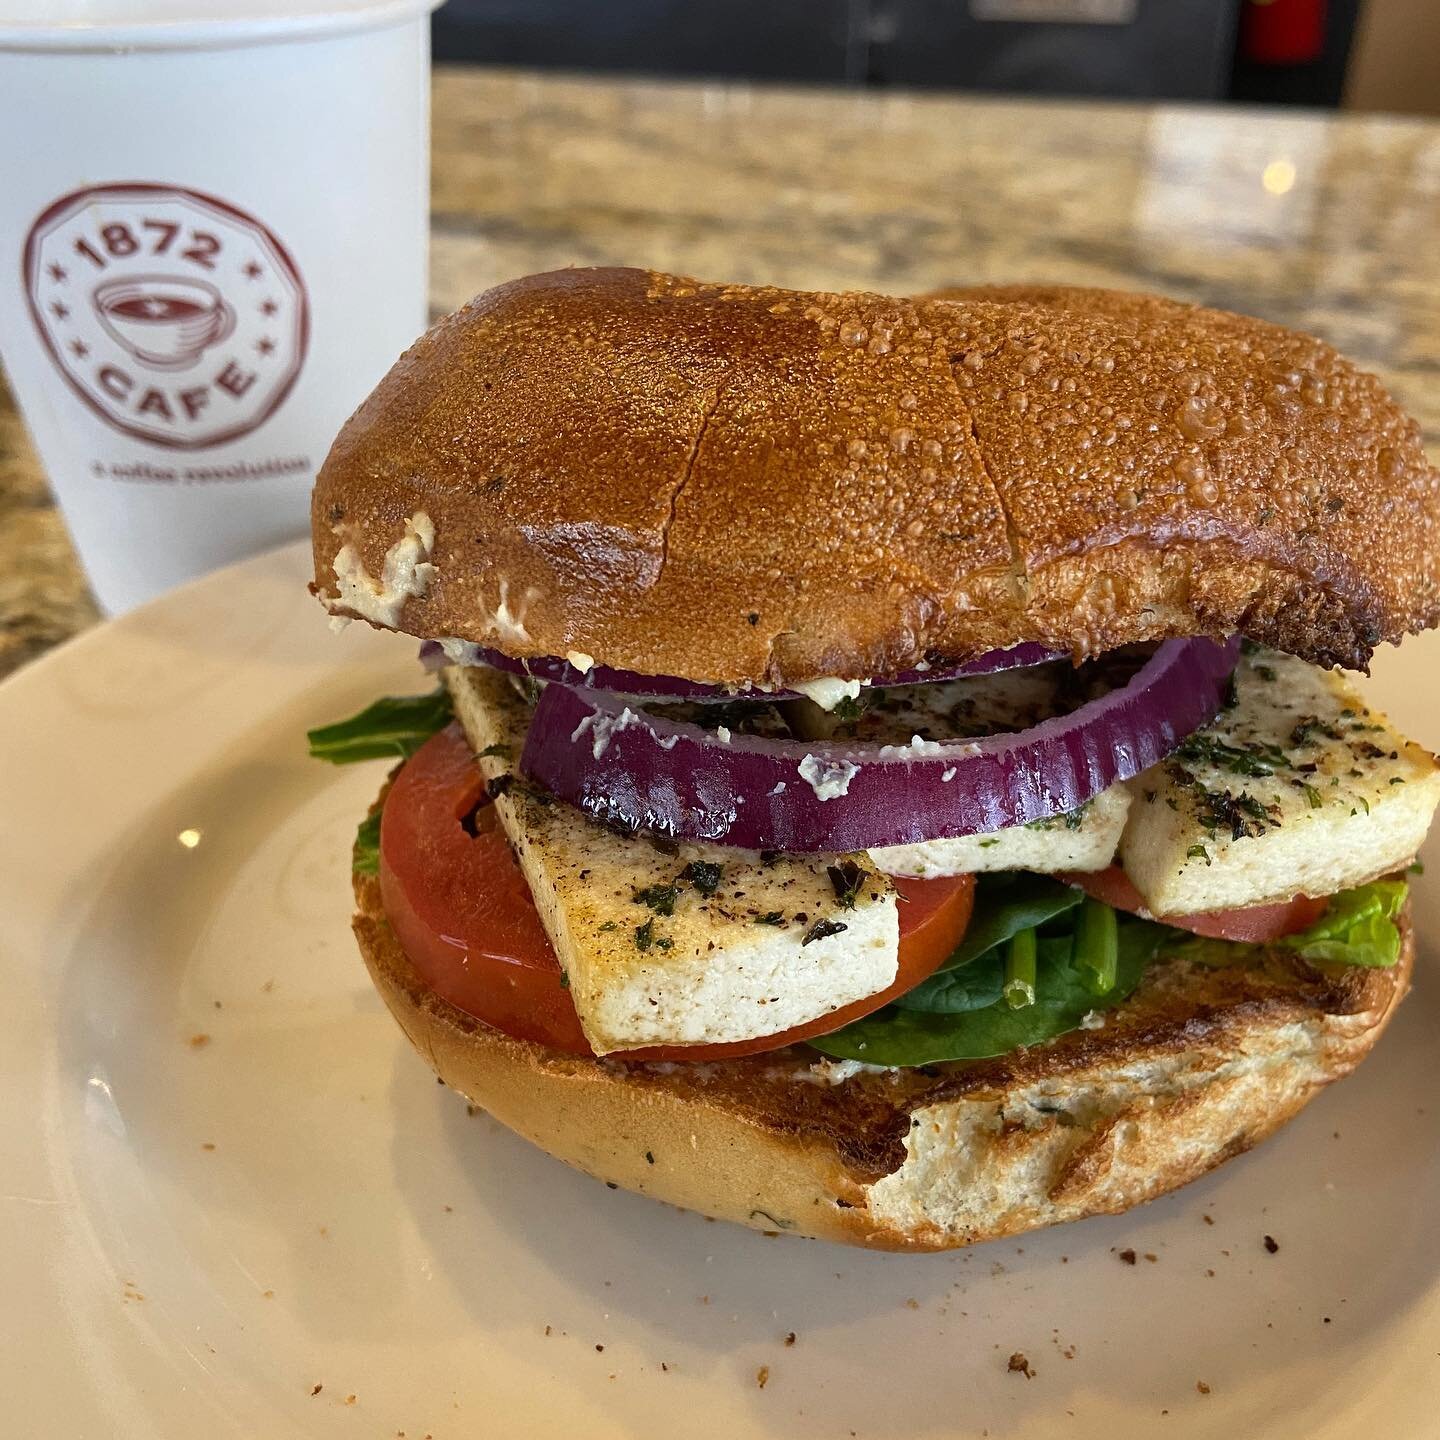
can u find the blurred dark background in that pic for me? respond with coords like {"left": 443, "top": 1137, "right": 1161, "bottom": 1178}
{"left": 432, "top": 0, "right": 1418, "bottom": 109}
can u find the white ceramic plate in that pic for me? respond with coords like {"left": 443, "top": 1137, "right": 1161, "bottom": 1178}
{"left": 6, "top": 539, "right": 1440, "bottom": 1439}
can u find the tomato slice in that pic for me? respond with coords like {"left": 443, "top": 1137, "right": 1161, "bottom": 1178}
{"left": 1062, "top": 865, "right": 1328, "bottom": 943}
{"left": 377, "top": 726, "right": 975, "bottom": 1060}
{"left": 379, "top": 723, "right": 592, "bottom": 1054}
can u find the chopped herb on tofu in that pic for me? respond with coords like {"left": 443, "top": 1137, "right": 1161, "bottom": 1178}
{"left": 1122, "top": 647, "right": 1440, "bottom": 915}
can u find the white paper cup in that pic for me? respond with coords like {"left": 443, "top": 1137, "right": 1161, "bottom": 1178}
{"left": 0, "top": 1, "right": 440, "bottom": 613}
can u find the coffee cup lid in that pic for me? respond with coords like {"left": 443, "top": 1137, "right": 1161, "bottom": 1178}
{"left": 0, "top": 0, "right": 443, "bottom": 52}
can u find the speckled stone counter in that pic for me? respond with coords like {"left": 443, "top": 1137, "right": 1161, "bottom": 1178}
{"left": 5, "top": 66, "right": 1440, "bottom": 678}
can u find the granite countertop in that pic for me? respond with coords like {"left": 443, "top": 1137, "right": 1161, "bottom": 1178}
{"left": 5, "top": 66, "right": 1440, "bottom": 678}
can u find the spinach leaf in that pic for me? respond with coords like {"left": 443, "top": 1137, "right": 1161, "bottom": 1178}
{"left": 307, "top": 689, "right": 453, "bottom": 764}
{"left": 811, "top": 918, "right": 1168, "bottom": 1066}
{"left": 895, "top": 872, "right": 1083, "bottom": 1012}
{"left": 927, "top": 873, "right": 1082, "bottom": 972}
{"left": 900, "top": 948, "right": 1008, "bottom": 1013}
{"left": 352, "top": 809, "right": 382, "bottom": 875}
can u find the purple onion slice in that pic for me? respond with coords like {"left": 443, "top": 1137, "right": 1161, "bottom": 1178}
{"left": 518, "top": 637, "right": 1241, "bottom": 852}
{"left": 419, "top": 638, "right": 1068, "bottom": 700}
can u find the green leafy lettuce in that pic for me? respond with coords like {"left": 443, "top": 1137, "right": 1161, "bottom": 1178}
{"left": 1283, "top": 880, "right": 1407, "bottom": 967}
{"left": 1170, "top": 880, "right": 1408, "bottom": 971}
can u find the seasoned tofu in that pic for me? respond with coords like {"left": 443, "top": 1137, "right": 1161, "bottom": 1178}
{"left": 870, "top": 783, "right": 1130, "bottom": 877}
{"left": 1121, "top": 647, "right": 1440, "bottom": 915}
{"left": 445, "top": 667, "right": 899, "bottom": 1055}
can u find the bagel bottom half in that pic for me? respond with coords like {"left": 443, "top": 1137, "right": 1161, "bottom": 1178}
{"left": 353, "top": 866, "right": 1411, "bottom": 1251}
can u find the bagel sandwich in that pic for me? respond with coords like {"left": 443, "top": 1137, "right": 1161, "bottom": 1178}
{"left": 308, "top": 268, "right": 1439, "bottom": 1249}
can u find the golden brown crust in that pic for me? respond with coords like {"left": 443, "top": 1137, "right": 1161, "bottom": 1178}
{"left": 313, "top": 268, "right": 1440, "bottom": 680}
{"left": 352, "top": 865, "right": 1411, "bottom": 1250}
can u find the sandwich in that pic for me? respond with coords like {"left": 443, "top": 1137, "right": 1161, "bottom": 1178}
{"left": 308, "top": 268, "right": 1440, "bottom": 1250}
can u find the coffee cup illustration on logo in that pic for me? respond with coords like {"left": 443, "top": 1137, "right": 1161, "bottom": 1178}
{"left": 92, "top": 275, "right": 236, "bottom": 370}
{"left": 24, "top": 183, "right": 308, "bottom": 450}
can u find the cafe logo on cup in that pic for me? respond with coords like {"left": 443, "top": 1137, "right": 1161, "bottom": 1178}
{"left": 23, "top": 183, "right": 309, "bottom": 450}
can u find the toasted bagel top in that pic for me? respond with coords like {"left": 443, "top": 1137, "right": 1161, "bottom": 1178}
{"left": 313, "top": 268, "right": 1440, "bottom": 678}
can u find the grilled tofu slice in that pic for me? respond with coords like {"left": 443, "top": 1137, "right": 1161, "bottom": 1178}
{"left": 445, "top": 666, "right": 899, "bottom": 1055}
{"left": 1121, "top": 647, "right": 1440, "bottom": 915}
{"left": 870, "top": 783, "right": 1130, "bottom": 877}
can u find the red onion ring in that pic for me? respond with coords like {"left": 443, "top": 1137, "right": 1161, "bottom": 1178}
{"left": 419, "top": 638, "right": 1067, "bottom": 700}
{"left": 518, "top": 637, "right": 1240, "bottom": 852}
